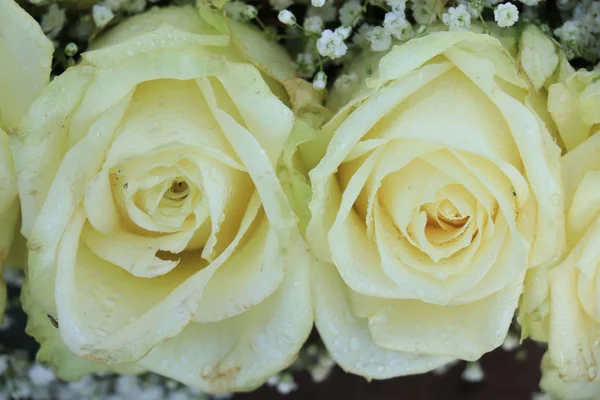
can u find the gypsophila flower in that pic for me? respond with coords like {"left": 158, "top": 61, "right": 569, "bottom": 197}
{"left": 307, "top": 0, "right": 338, "bottom": 22}
{"left": 339, "top": 0, "right": 362, "bottom": 26}
{"left": 223, "top": 1, "right": 247, "bottom": 20}
{"left": 312, "top": 0, "right": 325, "bottom": 6}
{"left": 278, "top": 9, "right": 297, "bottom": 26}
{"left": 383, "top": 11, "right": 413, "bottom": 39}
{"left": 457, "top": 0, "right": 481, "bottom": 17}
{"left": 275, "top": 373, "right": 297, "bottom": 395}
{"left": 334, "top": 72, "right": 358, "bottom": 92}
{"left": 121, "top": 0, "right": 146, "bottom": 14}
{"left": 432, "top": 359, "right": 460, "bottom": 376}
{"left": 494, "top": 2, "right": 519, "bottom": 27}
{"left": 368, "top": 26, "right": 392, "bottom": 51}
{"left": 242, "top": 5, "right": 258, "bottom": 19}
{"left": 313, "top": 71, "right": 327, "bottom": 90}
{"left": 270, "top": 0, "right": 294, "bottom": 11}
{"left": 335, "top": 25, "right": 352, "bottom": 39}
{"left": 443, "top": 4, "right": 472, "bottom": 31}
{"left": 304, "top": 16, "right": 324, "bottom": 34}
{"left": 462, "top": 362, "right": 485, "bottom": 383}
{"left": 295, "top": 51, "right": 317, "bottom": 77}
{"left": 412, "top": 0, "right": 438, "bottom": 24}
{"left": 386, "top": 0, "right": 407, "bottom": 13}
{"left": 40, "top": 3, "right": 66, "bottom": 39}
{"left": 317, "top": 29, "right": 347, "bottom": 58}
{"left": 27, "top": 364, "right": 55, "bottom": 387}
{"left": 501, "top": 332, "right": 520, "bottom": 351}
{"left": 353, "top": 23, "right": 374, "bottom": 47}
{"left": 92, "top": 4, "right": 115, "bottom": 28}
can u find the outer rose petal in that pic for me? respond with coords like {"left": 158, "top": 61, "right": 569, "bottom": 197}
{"left": 0, "top": 0, "right": 54, "bottom": 131}
{"left": 548, "top": 70, "right": 600, "bottom": 152}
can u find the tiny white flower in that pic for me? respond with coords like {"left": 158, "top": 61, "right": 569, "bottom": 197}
{"left": 313, "top": 71, "right": 327, "bottom": 90}
{"left": 278, "top": 9, "right": 297, "bottom": 26}
{"left": 295, "top": 52, "right": 317, "bottom": 76}
{"left": 462, "top": 362, "right": 485, "bottom": 383}
{"left": 383, "top": 11, "right": 413, "bottom": 39}
{"left": 501, "top": 332, "right": 520, "bottom": 351}
{"left": 223, "top": 1, "right": 246, "bottom": 20}
{"left": 270, "top": 0, "right": 293, "bottom": 11}
{"left": 28, "top": 364, "right": 56, "bottom": 387}
{"left": 494, "top": 2, "right": 519, "bottom": 27}
{"left": 92, "top": 4, "right": 115, "bottom": 28}
{"left": 411, "top": 0, "right": 437, "bottom": 24}
{"left": 316, "top": 29, "right": 348, "bottom": 59}
{"left": 457, "top": 0, "right": 481, "bottom": 18}
{"left": 312, "top": 0, "right": 325, "bottom": 6}
{"left": 339, "top": 0, "right": 362, "bottom": 26}
{"left": 335, "top": 25, "right": 353, "bottom": 39}
{"left": 276, "top": 373, "right": 297, "bottom": 395}
{"left": 103, "top": 0, "right": 122, "bottom": 11}
{"left": 304, "top": 16, "right": 324, "bottom": 34}
{"left": 307, "top": 0, "right": 338, "bottom": 23}
{"left": 353, "top": 23, "right": 374, "bottom": 47}
{"left": 243, "top": 5, "right": 258, "bottom": 19}
{"left": 442, "top": 4, "right": 472, "bottom": 31}
{"left": 121, "top": 0, "right": 146, "bottom": 13}
{"left": 41, "top": 3, "right": 66, "bottom": 39}
{"left": 368, "top": 26, "right": 392, "bottom": 51}
{"left": 386, "top": 0, "right": 407, "bottom": 13}
{"left": 333, "top": 72, "right": 358, "bottom": 92}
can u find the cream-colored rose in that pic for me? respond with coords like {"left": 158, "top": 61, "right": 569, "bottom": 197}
{"left": 12, "top": 5, "right": 313, "bottom": 392}
{"left": 307, "top": 31, "right": 563, "bottom": 378}
{"left": 0, "top": 0, "right": 53, "bottom": 315}
{"left": 538, "top": 129, "right": 600, "bottom": 396}
{"left": 548, "top": 69, "right": 600, "bottom": 152}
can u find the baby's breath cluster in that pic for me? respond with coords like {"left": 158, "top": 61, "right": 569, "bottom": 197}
{"left": 554, "top": 0, "right": 600, "bottom": 62}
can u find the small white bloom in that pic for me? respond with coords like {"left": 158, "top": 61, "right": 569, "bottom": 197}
{"left": 462, "top": 362, "right": 485, "bottom": 383}
{"left": 411, "top": 0, "right": 437, "bottom": 24}
{"left": 313, "top": 71, "right": 327, "bottom": 90}
{"left": 295, "top": 52, "right": 317, "bottom": 77}
{"left": 28, "top": 364, "right": 56, "bottom": 387}
{"left": 501, "top": 332, "right": 520, "bottom": 351}
{"left": 316, "top": 29, "right": 348, "bottom": 59}
{"left": 353, "top": 23, "right": 374, "bottom": 47}
{"left": 243, "top": 5, "right": 258, "bottom": 19}
{"left": 383, "top": 11, "right": 413, "bottom": 39}
{"left": 368, "top": 26, "right": 392, "bottom": 51}
{"left": 307, "top": 0, "right": 337, "bottom": 23}
{"left": 276, "top": 373, "right": 297, "bottom": 395}
{"left": 442, "top": 4, "right": 472, "bottom": 31}
{"left": 333, "top": 72, "right": 358, "bottom": 92}
{"left": 304, "top": 16, "right": 324, "bottom": 34}
{"left": 270, "top": 0, "right": 293, "bottom": 11}
{"left": 494, "top": 2, "right": 519, "bottom": 27}
{"left": 335, "top": 25, "right": 353, "bottom": 39}
{"left": 223, "top": 1, "right": 246, "bottom": 20}
{"left": 312, "top": 0, "right": 325, "bottom": 6}
{"left": 278, "top": 9, "right": 297, "bottom": 26}
{"left": 103, "top": 0, "right": 122, "bottom": 11}
{"left": 457, "top": 0, "right": 481, "bottom": 17}
{"left": 386, "top": 0, "right": 407, "bottom": 13}
{"left": 339, "top": 0, "right": 362, "bottom": 26}
{"left": 121, "top": 0, "right": 146, "bottom": 14}
{"left": 92, "top": 4, "right": 115, "bottom": 28}
{"left": 40, "top": 3, "right": 66, "bottom": 39}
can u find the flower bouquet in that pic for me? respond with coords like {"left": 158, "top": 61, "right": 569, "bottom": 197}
{"left": 0, "top": 0, "right": 598, "bottom": 398}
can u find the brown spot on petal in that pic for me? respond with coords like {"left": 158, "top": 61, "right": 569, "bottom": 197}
{"left": 201, "top": 362, "right": 241, "bottom": 383}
